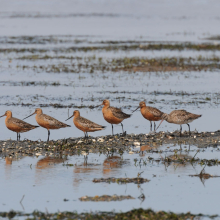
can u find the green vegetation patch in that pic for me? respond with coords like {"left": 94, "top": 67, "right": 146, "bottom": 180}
{"left": 79, "top": 195, "right": 135, "bottom": 202}
{"left": 0, "top": 208, "right": 217, "bottom": 219}
{"left": 93, "top": 177, "right": 150, "bottom": 184}
{"left": 16, "top": 56, "right": 220, "bottom": 73}
{"left": 3, "top": 42, "right": 220, "bottom": 54}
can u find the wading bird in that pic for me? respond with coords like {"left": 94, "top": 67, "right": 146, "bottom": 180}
{"left": 156, "top": 109, "right": 202, "bottom": 136}
{"left": 23, "top": 108, "right": 70, "bottom": 142}
{"left": 101, "top": 99, "right": 131, "bottom": 135}
{"left": 0, "top": 110, "right": 39, "bottom": 140}
{"left": 65, "top": 110, "right": 105, "bottom": 138}
{"left": 133, "top": 101, "right": 164, "bottom": 131}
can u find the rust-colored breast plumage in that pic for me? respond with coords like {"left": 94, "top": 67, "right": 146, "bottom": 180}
{"left": 5, "top": 117, "right": 38, "bottom": 133}
{"left": 102, "top": 106, "right": 130, "bottom": 124}
{"left": 141, "top": 106, "right": 163, "bottom": 121}
{"left": 74, "top": 116, "right": 105, "bottom": 132}
{"left": 36, "top": 114, "right": 70, "bottom": 130}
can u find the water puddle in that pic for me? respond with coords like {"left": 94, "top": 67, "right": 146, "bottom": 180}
{"left": 1, "top": 142, "right": 220, "bottom": 215}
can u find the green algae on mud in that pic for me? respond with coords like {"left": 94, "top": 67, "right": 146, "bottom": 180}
{"left": 0, "top": 102, "right": 98, "bottom": 109}
{"left": 0, "top": 208, "right": 217, "bottom": 220}
{"left": 15, "top": 56, "right": 220, "bottom": 73}
{"left": 93, "top": 177, "right": 150, "bottom": 184}
{"left": 111, "top": 57, "right": 220, "bottom": 72}
{"left": 0, "top": 86, "right": 219, "bottom": 110}
{"left": 18, "top": 55, "right": 83, "bottom": 60}
{"left": 3, "top": 42, "right": 220, "bottom": 53}
{"left": 79, "top": 195, "right": 135, "bottom": 202}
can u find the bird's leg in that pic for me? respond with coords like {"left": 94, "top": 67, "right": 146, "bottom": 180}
{"left": 154, "top": 122, "right": 156, "bottom": 131}
{"left": 121, "top": 123, "right": 125, "bottom": 135}
{"left": 47, "top": 130, "right": 50, "bottom": 142}
{"left": 84, "top": 155, "right": 88, "bottom": 165}
{"left": 17, "top": 133, "right": 18, "bottom": 141}
{"left": 84, "top": 132, "right": 88, "bottom": 144}
{"left": 180, "top": 125, "right": 182, "bottom": 137}
{"left": 150, "top": 121, "right": 152, "bottom": 131}
{"left": 111, "top": 124, "right": 114, "bottom": 136}
{"left": 187, "top": 123, "right": 191, "bottom": 136}
{"left": 19, "top": 133, "right": 21, "bottom": 141}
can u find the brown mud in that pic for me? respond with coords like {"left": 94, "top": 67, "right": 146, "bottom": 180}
{"left": 1, "top": 130, "right": 220, "bottom": 160}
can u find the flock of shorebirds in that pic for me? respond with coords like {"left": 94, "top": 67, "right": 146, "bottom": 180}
{"left": 0, "top": 99, "right": 201, "bottom": 141}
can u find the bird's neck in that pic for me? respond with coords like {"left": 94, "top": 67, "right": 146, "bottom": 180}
{"left": 102, "top": 105, "right": 109, "bottom": 111}
{"left": 6, "top": 114, "right": 12, "bottom": 120}
{"left": 162, "top": 113, "right": 169, "bottom": 121}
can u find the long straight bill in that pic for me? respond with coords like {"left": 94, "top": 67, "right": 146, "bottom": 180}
{"left": 0, "top": 114, "right": 5, "bottom": 118}
{"left": 23, "top": 112, "right": 35, "bottom": 120}
{"left": 132, "top": 106, "right": 140, "bottom": 113}
{"left": 156, "top": 120, "right": 164, "bottom": 131}
{"left": 65, "top": 115, "right": 73, "bottom": 121}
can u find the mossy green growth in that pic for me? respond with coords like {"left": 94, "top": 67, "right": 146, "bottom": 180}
{"left": 0, "top": 208, "right": 216, "bottom": 220}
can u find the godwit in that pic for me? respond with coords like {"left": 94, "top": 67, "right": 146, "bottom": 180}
{"left": 65, "top": 110, "right": 105, "bottom": 138}
{"left": 132, "top": 101, "right": 164, "bottom": 131}
{"left": 101, "top": 99, "right": 131, "bottom": 135}
{"left": 0, "top": 110, "right": 39, "bottom": 140}
{"left": 156, "top": 109, "right": 202, "bottom": 136}
{"left": 23, "top": 108, "right": 70, "bottom": 142}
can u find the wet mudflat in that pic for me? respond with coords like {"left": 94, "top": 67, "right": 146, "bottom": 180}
{"left": 0, "top": 142, "right": 220, "bottom": 219}
{"left": 1, "top": 132, "right": 220, "bottom": 218}
{"left": 1, "top": 0, "right": 220, "bottom": 219}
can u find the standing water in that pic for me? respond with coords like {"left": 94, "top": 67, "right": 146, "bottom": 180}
{"left": 1, "top": 0, "right": 220, "bottom": 219}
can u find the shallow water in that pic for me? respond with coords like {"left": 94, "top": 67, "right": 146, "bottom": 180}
{"left": 0, "top": 69, "right": 219, "bottom": 141}
{"left": 1, "top": 0, "right": 220, "bottom": 42}
{"left": 1, "top": 0, "right": 220, "bottom": 217}
{"left": 1, "top": 143, "right": 220, "bottom": 215}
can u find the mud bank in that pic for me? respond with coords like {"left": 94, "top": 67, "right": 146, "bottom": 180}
{"left": 1, "top": 130, "right": 220, "bottom": 158}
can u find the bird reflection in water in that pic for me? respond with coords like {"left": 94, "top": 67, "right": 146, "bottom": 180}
{"left": 163, "top": 151, "right": 193, "bottom": 172}
{"left": 103, "top": 156, "right": 124, "bottom": 175}
{"left": 139, "top": 144, "right": 158, "bottom": 156}
{"left": 36, "top": 156, "right": 67, "bottom": 169}
{"left": 35, "top": 156, "right": 67, "bottom": 184}
{"left": 5, "top": 157, "right": 13, "bottom": 165}
{"left": 5, "top": 156, "right": 24, "bottom": 180}
{"left": 73, "top": 159, "right": 100, "bottom": 188}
